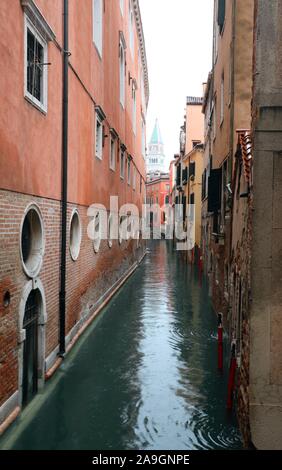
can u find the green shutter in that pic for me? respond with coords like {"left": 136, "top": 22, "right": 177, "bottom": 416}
{"left": 217, "top": 0, "right": 226, "bottom": 33}
{"left": 208, "top": 169, "right": 222, "bottom": 213}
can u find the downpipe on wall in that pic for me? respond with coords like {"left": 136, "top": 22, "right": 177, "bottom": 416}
{"left": 59, "top": 0, "right": 69, "bottom": 357}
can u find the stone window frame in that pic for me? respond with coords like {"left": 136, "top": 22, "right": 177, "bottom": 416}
{"left": 69, "top": 209, "right": 82, "bottom": 261}
{"left": 119, "top": 32, "right": 126, "bottom": 108}
{"left": 93, "top": 0, "right": 103, "bottom": 59}
{"left": 18, "top": 279, "right": 47, "bottom": 407}
{"left": 120, "top": 0, "right": 124, "bottom": 16}
{"left": 20, "top": 202, "right": 45, "bottom": 279}
{"left": 95, "top": 112, "right": 103, "bottom": 160}
{"left": 21, "top": 0, "right": 55, "bottom": 113}
{"left": 129, "top": 0, "right": 135, "bottom": 58}
{"left": 24, "top": 15, "right": 48, "bottom": 113}
{"left": 120, "top": 149, "right": 125, "bottom": 180}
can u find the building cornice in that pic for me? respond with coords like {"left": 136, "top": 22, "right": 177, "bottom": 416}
{"left": 133, "top": 0, "right": 149, "bottom": 108}
{"left": 146, "top": 176, "right": 170, "bottom": 185}
{"left": 21, "top": 0, "right": 56, "bottom": 42}
{"left": 202, "top": 71, "right": 213, "bottom": 113}
{"left": 183, "top": 145, "right": 204, "bottom": 162}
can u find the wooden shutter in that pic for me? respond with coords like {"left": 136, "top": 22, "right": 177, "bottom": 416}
{"left": 208, "top": 168, "right": 222, "bottom": 213}
{"left": 176, "top": 165, "right": 181, "bottom": 187}
{"left": 182, "top": 167, "right": 188, "bottom": 184}
{"left": 183, "top": 196, "right": 187, "bottom": 221}
{"left": 189, "top": 162, "right": 195, "bottom": 178}
{"left": 217, "top": 0, "right": 226, "bottom": 33}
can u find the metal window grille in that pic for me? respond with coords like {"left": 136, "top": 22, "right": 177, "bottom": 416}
{"left": 23, "top": 290, "right": 39, "bottom": 328}
{"left": 27, "top": 29, "right": 43, "bottom": 102}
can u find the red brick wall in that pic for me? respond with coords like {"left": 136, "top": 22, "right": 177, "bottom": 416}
{"left": 0, "top": 189, "right": 145, "bottom": 409}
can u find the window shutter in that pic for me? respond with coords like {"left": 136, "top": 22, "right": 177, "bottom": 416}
{"left": 183, "top": 196, "right": 187, "bottom": 221}
{"left": 189, "top": 162, "right": 195, "bottom": 178}
{"left": 176, "top": 165, "right": 181, "bottom": 187}
{"left": 182, "top": 167, "right": 188, "bottom": 184}
{"left": 217, "top": 0, "right": 226, "bottom": 33}
{"left": 208, "top": 168, "right": 222, "bottom": 213}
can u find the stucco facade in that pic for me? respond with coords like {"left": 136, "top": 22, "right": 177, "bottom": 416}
{"left": 174, "top": 97, "right": 204, "bottom": 260}
{"left": 146, "top": 175, "right": 170, "bottom": 233}
{"left": 0, "top": 0, "right": 149, "bottom": 433}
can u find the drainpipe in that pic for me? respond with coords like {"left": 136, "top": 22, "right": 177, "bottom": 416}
{"left": 59, "top": 0, "right": 69, "bottom": 356}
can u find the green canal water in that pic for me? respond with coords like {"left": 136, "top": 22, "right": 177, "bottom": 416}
{"left": 1, "top": 241, "right": 242, "bottom": 450}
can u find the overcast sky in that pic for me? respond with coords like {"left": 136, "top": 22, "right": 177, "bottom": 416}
{"left": 139, "top": 0, "right": 214, "bottom": 169}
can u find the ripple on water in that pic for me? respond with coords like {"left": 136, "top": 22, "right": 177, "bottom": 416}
{"left": 4, "top": 242, "right": 242, "bottom": 451}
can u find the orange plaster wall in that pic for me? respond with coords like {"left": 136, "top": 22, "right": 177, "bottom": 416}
{"left": 0, "top": 0, "right": 146, "bottom": 212}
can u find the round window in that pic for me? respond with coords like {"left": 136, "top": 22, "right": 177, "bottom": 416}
{"left": 69, "top": 210, "right": 82, "bottom": 261}
{"left": 93, "top": 213, "right": 101, "bottom": 253}
{"left": 20, "top": 204, "right": 44, "bottom": 278}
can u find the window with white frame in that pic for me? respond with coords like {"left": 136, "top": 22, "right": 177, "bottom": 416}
{"left": 142, "top": 119, "right": 146, "bottom": 158}
{"left": 133, "top": 166, "right": 136, "bottom": 190}
{"left": 212, "top": 98, "right": 216, "bottom": 140}
{"left": 127, "top": 158, "right": 131, "bottom": 185}
{"left": 129, "top": 0, "right": 134, "bottom": 57}
{"left": 120, "top": 149, "right": 125, "bottom": 179}
{"left": 141, "top": 70, "right": 145, "bottom": 109}
{"left": 120, "top": 0, "right": 124, "bottom": 15}
{"left": 138, "top": 49, "right": 141, "bottom": 85}
{"left": 95, "top": 113, "right": 103, "bottom": 159}
{"left": 213, "top": 0, "right": 219, "bottom": 65}
{"left": 119, "top": 35, "right": 126, "bottom": 108}
{"left": 220, "top": 74, "right": 224, "bottom": 124}
{"left": 132, "top": 81, "right": 137, "bottom": 135}
{"left": 93, "top": 0, "right": 103, "bottom": 57}
{"left": 24, "top": 17, "right": 48, "bottom": 112}
{"left": 110, "top": 136, "right": 116, "bottom": 170}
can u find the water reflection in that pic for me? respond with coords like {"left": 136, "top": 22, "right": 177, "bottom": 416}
{"left": 2, "top": 241, "right": 242, "bottom": 450}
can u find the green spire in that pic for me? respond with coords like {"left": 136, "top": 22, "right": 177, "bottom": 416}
{"left": 150, "top": 119, "right": 163, "bottom": 145}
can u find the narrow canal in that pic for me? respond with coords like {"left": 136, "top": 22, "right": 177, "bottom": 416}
{"left": 1, "top": 242, "right": 242, "bottom": 450}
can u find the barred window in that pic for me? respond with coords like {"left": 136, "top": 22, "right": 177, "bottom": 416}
{"left": 120, "top": 150, "right": 125, "bottom": 179}
{"left": 27, "top": 30, "right": 43, "bottom": 101}
{"left": 25, "top": 19, "right": 48, "bottom": 112}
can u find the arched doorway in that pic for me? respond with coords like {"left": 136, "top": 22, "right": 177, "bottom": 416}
{"left": 19, "top": 280, "right": 47, "bottom": 408}
{"left": 22, "top": 290, "right": 40, "bottom": 406}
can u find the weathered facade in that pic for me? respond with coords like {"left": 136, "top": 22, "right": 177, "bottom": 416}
{"left": 174, "top": 97, "right": 204, "bottom": 259}
{"left": 247, "top": 0, "right": 282, "bottom": 449}
{"left": 201, "top": 0, "right": 254, "bottom": 318}
{"left": 146, "top": 175, "right": 170, "bottom": 234}
{"left": 203, "top": 0, "right": 282, "bottom": 449}
{"left": 0, "top": 0, "right": 149, "bottom": 433}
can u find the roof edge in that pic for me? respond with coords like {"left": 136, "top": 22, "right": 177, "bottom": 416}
{"left": 133, "top": 0, "right": 149, "bottom": 108}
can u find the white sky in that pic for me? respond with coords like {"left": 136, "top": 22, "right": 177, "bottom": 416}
{"left": 139, "top": 0, "right": 214, "bottom": 169}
